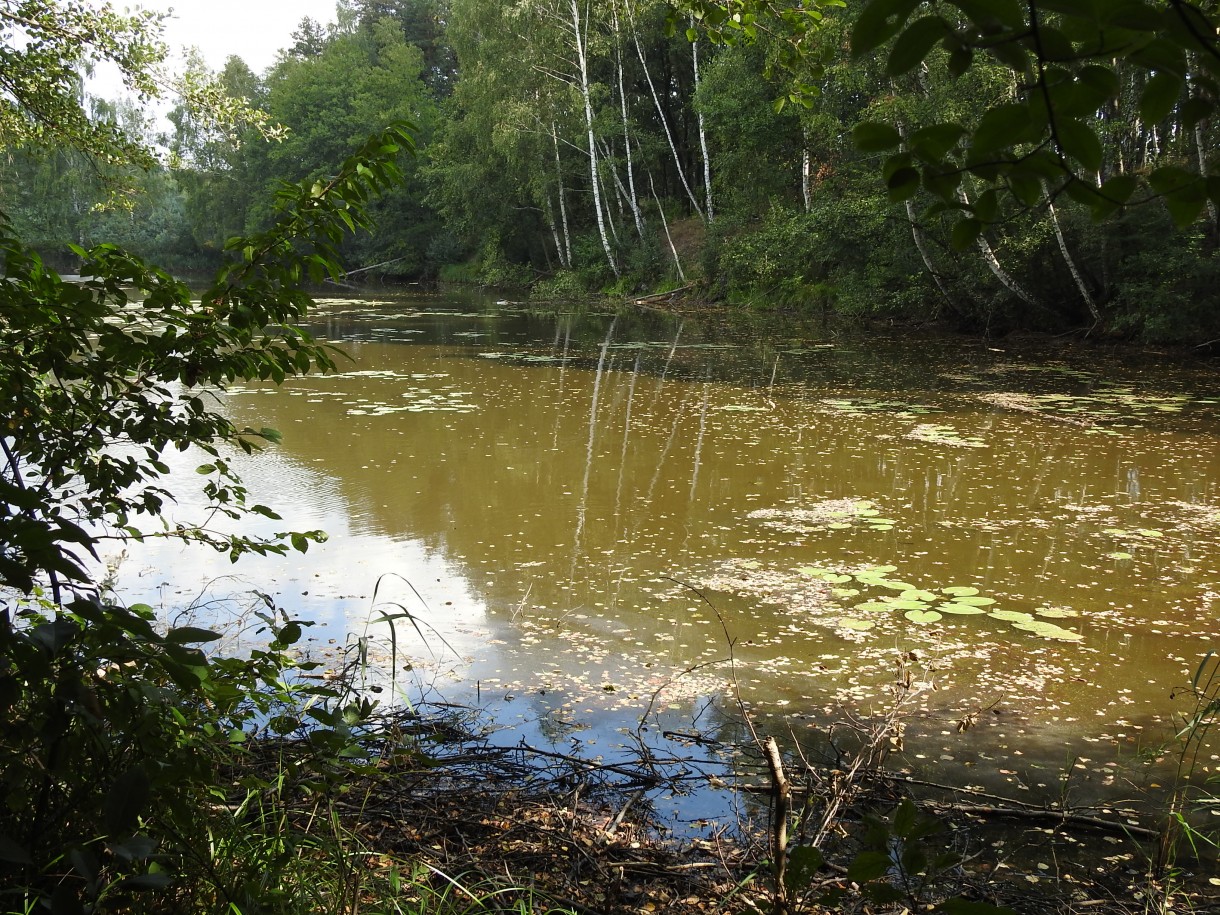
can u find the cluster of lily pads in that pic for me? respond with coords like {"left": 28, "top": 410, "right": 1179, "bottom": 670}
{"left": 820, "top": 397, "right": 940, "bottom": 419}
{"left": 1100, "top": 526, "right": 1164, "bottom": 560}
{"left": 749, "top": 499, "right": 898, "bottom": 534}
{"left": 798, "top": 565, "right": 1083, "bottom": 641}
{"left": 981, "top": 388, "right": 1193, "bottom": 432}
{"left": 478, "top": 351, "right": 570, "bottom": 364}
{"left": 906, "top": 423, "right": 988, "bottom": 449}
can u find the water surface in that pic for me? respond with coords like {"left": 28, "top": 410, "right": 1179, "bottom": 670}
{"left": 115, "top": 290, "right": 1220, "bottom": 823}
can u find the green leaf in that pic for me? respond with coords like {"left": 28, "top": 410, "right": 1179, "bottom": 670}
{"left": 887, "top": 166, "right": 922, "bottom": 201}
{"left": 951, "top": 217, "right": 983, "bottom": 251}
{"left": 1148, "top": 165, "right": 1197, "bottom": 195}
{"left": 1129, "top": 37, "right": 1187, "bottom": 77}
{"left": 947, "top": 44, "right": 974, "bottom": 77}
{"left": 1098, "top": 173, "right": 1139, "bottom": 205}
{"left": 892, "top": 797, "right": 918, "bottom": 838}
{"left": 854, "top": 121, "right": 903, "bottom": 152}
{"left": 887, "top": 16, "right": 951, "bottom": 76}
{"left": 165, "top": 626, "right": 222, "bottom": 644}
{"left": 847, "top": 849, "right": 892, "bottom": 882}
{"left": 1075, "top": 64, "right": 1120, "bottom": 105}
{"left": 971, "top": 103, "right": 1035, "bottom": 154}
{"left": 971, "top": 188, "right": 999, "bottom": 223}
{"left": 1056, "top": 118, "right": 1103, "bottom": 172}
{"left": 1165, "top": 190, "right": 1207, "bottom": 228}
{"left": 851, "top": 0, "right": 922, "bottom": 55}
{"left": 104, "top": 766, "right": 151, "bottom": 835}
{"left": 1008, "top": 170, "right": 1044, "bottom": 207}
{"left": 785, "top": 845, "right": 825, "bottom": 892}
{"left": 1139, "top": 71, "right": 1184, "bottom": 124}
{"left": 1181, "top": 96, "right": 1214, "bottom": 130}
{"left": 908, "top": 123, "right": 967, "bottom": 162}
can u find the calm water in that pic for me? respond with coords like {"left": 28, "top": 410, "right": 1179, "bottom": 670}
{"left": 116, "top": 290, "right": 1220, "bottom": 824}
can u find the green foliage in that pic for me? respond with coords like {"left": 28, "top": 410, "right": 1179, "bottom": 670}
{"left": 0, "top": 1, "right": 166, "bottom": 167}
{"left": 852, "top": 1, "right": 1220, "bottom": 229}
{"left": 0, "top": 124, "right": 416, "bottom": 595}
{"left": 1109, "top": 215, "right": 1220, "bottom": 343}
{"left": 0, "top": 590, "right": 380, "bottom": 913}
{"left": 531, "top": 270, "right": 591, "bottom": 302}
{"left": 0, "top": 120, "right": 416, "bottom": 912}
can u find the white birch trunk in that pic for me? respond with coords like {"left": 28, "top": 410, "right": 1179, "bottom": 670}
{"left": 1043, "top": 180, "right": 1101, "bottom": 323}
{"left": 551, "top": 123, "right": 573, "bottom": 269}
{"left": 625, "top": 0, "right": 704, "bottom": 219}
{"left": 690, "top": 16, "right": 713, "bottom": 222}
{"left": 958, "top": 190, "right": 1042, "bottom": 310}
{"left": 612, "top": 5, "right": 645, "bottom": 238}
{"left": 1190, "top": 56, "right": 1219, "bottom": 234}
{"left": 801, "top": 129, "right": 813, "bottom": 213}
{"left": 904, "top": 198, "right": 955, "bottom": 308}
{"left": 544, "top": 195, "right": 566, "bottom": 270}
{"left": 649, "top": 170, "right": 686, "bottom": 282}
{"left": 570, "top": 0, "right": 618, "bottom": 277}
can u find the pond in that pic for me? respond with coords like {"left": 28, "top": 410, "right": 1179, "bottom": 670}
{"left": 112, "top": 289, "right": 1220, "bottom": 828}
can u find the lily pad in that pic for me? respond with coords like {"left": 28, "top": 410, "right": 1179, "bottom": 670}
{"left": 905, "top": 609, "right": 943, "bottom": 624}
{"left": 1106, "top": 551, "right": 1134, "bottom": 561}
{"left": 900, "top": 590, "right": 939, "bottom": 602}
{"left": 837, "top": 617, "right": 875, "bottom": 631}
{"left": 949, "top": 595, "right": 996, "bottom": 607}
{"left": 1035, "top": 606, "right": 1079, "bottom": 619}
{"left": 855, "top": 601, "right": 895, "bottom": 613}
{"left": 859, "top": 578, "right": 919, "bottom": 591}
{"left": 890, "top": 600, "right": 936, "bottom": 611}
{"left": 939, "top": 603, "right": 988, "bottom": 615}
{"left": 942, "top": 586, "right": 980, "bottom": 597}
{"left": 989, "top": 610, "right": 1034, "bottom": 622}
{"left": 1012, "top": 620, "right": 1084, "bottom": 641}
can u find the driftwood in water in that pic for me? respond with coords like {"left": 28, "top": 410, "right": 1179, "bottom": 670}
{"left": 632, "top": 284, "right": 693, "bottom": 307}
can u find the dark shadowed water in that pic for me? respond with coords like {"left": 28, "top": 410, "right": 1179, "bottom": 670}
{"left": 112, "top": 290, "right": 1220, "bottom": 832}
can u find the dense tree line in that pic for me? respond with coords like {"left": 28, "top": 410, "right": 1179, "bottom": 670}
{"left": 2, "top": 0, "right": 1218, "bottom": 342}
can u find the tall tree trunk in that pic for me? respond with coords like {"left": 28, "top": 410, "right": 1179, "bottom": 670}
{"left": 801, "top": 144, "right": 813, "bottom": 213}
{"left": 551, "top": 122, "right": 573, "bottom": 268}
{"left": 612, "top": 6, "right": 645, "bottom": 238}
{"left": 690, "top": 16, "right": 713, "bottom": 222}
{"left": 958, "top": 189, "right": 1042, "bottom": 311}
{"left": 599, "top": 165, "right": 621, "bottom": 246}
{"left": 1043, "top": 181, "right": 1101, "bottom": 324}
{"left": 649, "top": 170, "right": 686, "bottom": 282}
{"left": 570, "top": 0, "right": 618, "bottom": 277}
{"left": 1189, "top": 55, "right": 1219, "bottom": 238}
{"left": 904, "top": 198, "right": 958, "bottom": 313}
{"left": 625, "top": 0, "right": 704, "bottom": 220}
{"left": 544, "top": 194, "right": 566, "bottom": 270}
{"left": 599, "top": 138, "right": 642, "bottom": 237}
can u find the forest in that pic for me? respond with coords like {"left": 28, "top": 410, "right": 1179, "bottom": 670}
{"left": 4, "top": 0, "right": 1220, "bottom": 344}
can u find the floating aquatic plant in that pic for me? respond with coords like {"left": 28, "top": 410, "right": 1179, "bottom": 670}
{"left": 906, "top": 423, "right": 988, "bottom": 449}
{"left": 750, "top": 499, "right": 898, "bottom": 534}
{"left": 821, "top": 398, "right": 940, "bottom": 419}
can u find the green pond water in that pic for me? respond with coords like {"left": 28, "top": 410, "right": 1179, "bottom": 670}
{"left": 117, "top": 290, "right": 1220, "bottom": 826}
